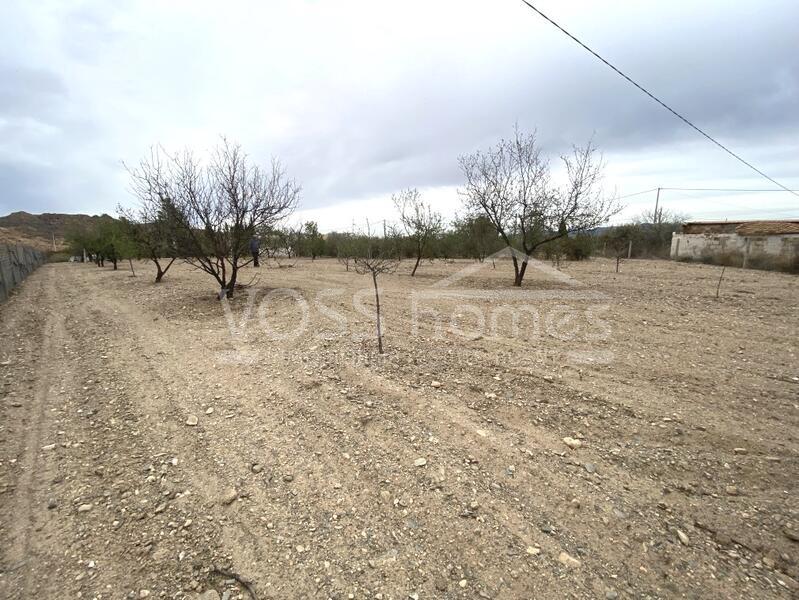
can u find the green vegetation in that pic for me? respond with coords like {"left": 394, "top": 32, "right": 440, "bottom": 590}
{"left": 65, "top": 215, "right": 137, "bottom": 271}
{"left": 55, "top": 133, "right": 703, "bottom": 296}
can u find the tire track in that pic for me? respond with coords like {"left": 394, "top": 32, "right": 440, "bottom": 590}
{"left": 1, "top": 267, "right": 66, "bottom": 599}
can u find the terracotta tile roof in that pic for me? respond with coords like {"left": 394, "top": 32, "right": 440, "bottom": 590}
{"left": 681, "top": 222, "right": 739, "bottom": 234}
{"left": 681, "top": 220, "right": 799, "bottom": 235}
{"left": 735, "top": 221, "right": 799, "bottom": 235}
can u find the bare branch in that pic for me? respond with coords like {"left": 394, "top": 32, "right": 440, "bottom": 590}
{"left": 458, "top": 126, "right": 621, "bottom": 286}
{"left": 393, "top": 188, "right": 442, "bottom": 276}
{"left": 123, "top": 139, "right": 300, "bottom": 297}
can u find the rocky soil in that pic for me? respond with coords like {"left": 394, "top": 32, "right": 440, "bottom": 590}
{"left": 0, "top": 257, "right": 797, "bottom": 599}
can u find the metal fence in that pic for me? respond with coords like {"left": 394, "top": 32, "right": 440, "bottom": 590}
{"left": 0, "top": 244, "right": 47, "bottom": 303}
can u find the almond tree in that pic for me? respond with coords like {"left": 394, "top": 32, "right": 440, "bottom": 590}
{"left": 603, "top": 224, "right": 641, "bottom": 273}
{"left": 354, "top": 224, "right": 399, "bottom": 354}
{"left": 335, "top": 231, "right": 357, "bottom": 271}
{"left": 262, "top": 224, "right": 301, "bottom": 266}
{"left": 393, "top": 188, "right": 442, "bottom": 276}
{"left": 458, "top": 127, "right": 620, "bottom": 286}
{"left": 126, "top": 139, "right": 300, "bottom": 298}
{"left": 122, "top": 149, "right": 179, "bottom": 282}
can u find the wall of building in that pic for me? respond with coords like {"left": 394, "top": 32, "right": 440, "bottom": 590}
{"left": 670, "top": 233, "right": 799, "bottom": 272}
{"left": 0, "top": 244, "right": 46, "bottom": 303}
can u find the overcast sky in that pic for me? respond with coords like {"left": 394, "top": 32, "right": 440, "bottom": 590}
{"left": 1, "top": 0, "right": 797, "bottom": 229}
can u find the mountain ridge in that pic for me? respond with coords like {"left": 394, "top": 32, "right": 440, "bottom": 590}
{"left": 0, "top": 211, "right": 110, "bottom": 252}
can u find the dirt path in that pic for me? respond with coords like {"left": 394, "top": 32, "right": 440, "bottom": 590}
{"left": 1, "top": 266, "right": 62, "bottom": 596}
{"left": 0, "top": 259, "right": 797, "bottom": 599}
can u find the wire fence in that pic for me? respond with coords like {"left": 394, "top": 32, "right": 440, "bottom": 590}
{"left": 0, "top": 244, "right": 46, "bottom": 303}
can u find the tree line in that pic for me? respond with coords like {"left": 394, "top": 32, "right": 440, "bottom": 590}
{"left": 66, "top": 129, "right": 685, "bottom": 297}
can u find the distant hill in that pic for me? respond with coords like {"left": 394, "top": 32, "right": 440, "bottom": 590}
{"left": 0, "top": 211, "right": 107, "bottom": 252}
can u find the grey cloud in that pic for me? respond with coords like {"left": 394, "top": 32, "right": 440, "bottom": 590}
{"left": 0, "top": 162, "right": 59, "bottom": 215}
{"left": 1, "top": 0, "right": 797, "bottom": 217}
{"left": 270, "top": 3, "right": 799, "bottom": 209}
{"left": 0, "top": 65, "right": 68, "bottom": 117}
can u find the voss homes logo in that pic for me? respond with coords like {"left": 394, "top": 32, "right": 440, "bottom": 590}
{"left": 410, "top": 247, "right": 613, "bottom": 365}
{"left": 217, "top": 247, "right": 613, "bottom": 366}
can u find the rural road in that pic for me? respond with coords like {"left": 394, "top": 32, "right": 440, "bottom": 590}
{"left": 0, "top": 259, "right": 797, "bottom": 599}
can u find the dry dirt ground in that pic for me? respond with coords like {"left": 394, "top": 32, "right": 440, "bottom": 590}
{"left": 0, "top": 256, "right": 797, "bottom": 600}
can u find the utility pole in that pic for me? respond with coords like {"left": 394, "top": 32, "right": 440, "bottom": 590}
{"left": 653, "top": 187, "right": 663, "bottom": 244}
{"left": 654, "top": 187, "right": 661, "bottom": 224}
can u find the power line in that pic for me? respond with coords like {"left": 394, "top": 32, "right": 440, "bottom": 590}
{"left": 620, "top": 186, "right": 799, "bottom": 199}
{"left": 618, "top": 186, "right": 798, "bottom": 218}
{"left": 617, "top": 188, "right": 658, "bottom": 200}
{"left": 518, "top": 1, "right": 799, "bottom": 198}
{"left": 661, "top": 187, "right": 799, "bottom": 193}
{"left": 662, "top": 189, "right": 795, "bottom": 214}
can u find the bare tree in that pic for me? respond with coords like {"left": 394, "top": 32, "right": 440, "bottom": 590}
{"left": 262, "top": 224, "right": 301, "bottom": 267}
{"left": 336, "top": 231, "right": 357, "bottom": 272}
{"left": 122, "top": 148, "right": 179, "bottom": 282}
{"left": 458, "top": 127, "right": 620, "bottom": 286}
{"left": 127, "top": 140, "right": 300, "bottom": 298}
{"left": 393, "top": 188, "right": 442, "bottom": 276}
{"left": 631, "top": 207, "right": 689, "bottom": 258}
{"left": 603, "top": 224, "right": 640, "bottom": 273}
{"left": 354, "top": 223, "right": 399, "bottom": 354}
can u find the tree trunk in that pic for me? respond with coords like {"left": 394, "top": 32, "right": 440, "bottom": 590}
{"left": 225, "top": 269, "right": 237, "bottom": 299}
{"left": 411, "top": 254, "right": 422, "bottom": 277}
{"left": 512, "top": 256, "right": 528, "bottom": 287}
{"left": 112, "top": 258, "right": 118, "bottom": 270}
{"left": 715, "top": 266, "right": 725, "bottom": 299}
{"left": 511, "top": 255, "right": 519, "bottom": 285}
{"left": 128, "top": 259, "right": 136, "bottom": 276}
{"left": 372, "top": 271, "right": 384, "bottom": 354}
{"left": 155, "top": 257, "right": 176, "bottom": 283}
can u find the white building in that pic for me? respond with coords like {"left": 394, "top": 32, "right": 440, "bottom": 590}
{"left": 670, "top": 220, "right": 799, "bottom": 272}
